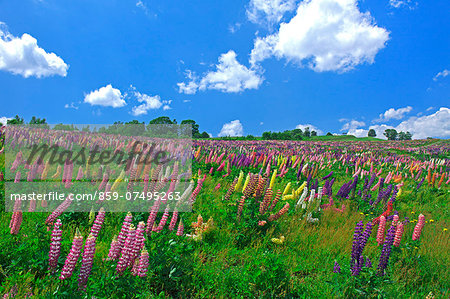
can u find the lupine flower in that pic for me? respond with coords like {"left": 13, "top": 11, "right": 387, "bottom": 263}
{"left": 146, "top": 201, "right": 160, "bottom": 234}
{"left": 236, "top": 195, "right": 245, "bottom": 221}
{"left": 392, "top": 214, "right": 399, "bottom": 226}
{"left": 48, "top": 219, "right": 62, "bottom": 272}
{"left": 155, "top": 206, "right": 170, "bottom": 232}
{"left": 168, "top": 209, "right": 178, "bottom": 231}
{"left": 130, "top": 222, "right": 146, "bottom": 267}
{"left": 45, "top": 194, "right": 73, "bottom": 226}
{"left": 89, "top": 208, "right": 105, "bottom": 238}
{"left": 10, "top": 210, "right": 23, "bottom": 235}
{"left": 412, "top": 214, "right": 425, "bottom": 241}
{"left": 176, "top": 220, "right": 184, "bottom": 236}
{"left": 377, "top": 225, "right": 396, "bottom": 275}
{"left": 78, "top": 233, "right": 96, "bottom": 291}
{"left": 259, "top": 188, "right": 273, "bottom": 215}
{"left": 351, "top": 221, "right": 364, "bottom": 271}
{"left": 137, "top": 246, "right": 149, "bottom": 277}
{"left": 116, "top": 212, "right": 133, "bottom": 259}
{"left": 224, "top": 177, "right": 238, "bottom": 201}
{"left": 365, "top": 257, "right": 372, "bottom": 268}
{"left": 60, "top": 228, "right": 83, "bottom": 280}
{"left": 117, "top": 224, "right": 136, "bottom": 275}
{"left": 393, "top": 222, "right": 404, "bottom": 247}
{"left": 333, "top": 261, "right": 341, "bottom": 273}
{"left": 376, "top": 216, "right": 386, "bottom": 246}
{"left": 106, "top": 236, "right": 120, "bottom": 261}
{"left": 268, "top": 203, "right": 290, "bottom": 221}
{"left": 269, "top": 189, "right": 281, "bottom": 211}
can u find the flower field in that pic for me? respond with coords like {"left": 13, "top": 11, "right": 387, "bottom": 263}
{"left": 1, "top": 127, "right": 449, "bottom": 298}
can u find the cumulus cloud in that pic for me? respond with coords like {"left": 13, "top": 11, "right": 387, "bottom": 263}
{"left": 295, "top": 123, "right": 323, "bottom": 135}
{"left": 84, "top": 84, "right": 126, "bottom": 108}
{"left": 346, "top": 107, "right": 450, "bottom": 139}
{"left": 178, "top": 50, "right": 263, "bottom": 94}
{"left": 130, "top": 92, "right": 171, "bottom": 116}
{"left": 250, "top": 0, "right": 389, "bottom": 72}
{"left": 389, "top": 0, "right": 417, "bottom": 9}
{"left": 218, "top": 120, "right": 244, "bottom": 137}
{"left": 433, "top": 69, "right": 449, "bottom": 81}
{"left": 340, "top": 120, "right": 366, "bottom": 131}
{"left": 0, "top": 116, "right": 12, "bottom": 125}
{"left": 64, "top": 102, "right": 79, "bottom": 110}
{"left": 375, "top": 106, "right": 412, "bottom": 122}
{"left": 0, "top": 22, "right": 68, "bottom": 78}
{"left": 247, "top": 0, "right": 297, "bottom": 27}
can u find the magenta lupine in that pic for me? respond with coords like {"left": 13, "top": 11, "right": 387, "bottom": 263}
{"left": 176, "top": 220, "right": 184, "bottom": 236}
{"left": 78, "top": 233, "right": 96, "bottom": 291}
{"left": 76, "top": 166, "right": 84, "bottom": 181}
{"left": 106, "top": 236, "right": 120, "bottom": 261}
{"left": 137, "top": 246, "right": 149, "bottom": 277}
{"left": 168, "top": 209, "right": 178, "bottom": 231}
{"left": 376, "top": 216, "right": 386, "bottom": 246}
{"left": 393, "top": 222, "right": 404, "bottom": 247}
{"left": 130, "top": 222, "right": 146, "bottom": 267}
{"left": 116, "top": 224, "right": 136, "bottom": 275}
{"left": 60, "top": 229, "right": 83, "bottom": 280}
{"left": 412, "top": 214, "right": 425, "bottom": 241}
{"left": 48, "top": 219, "right": 62, "bottom": 272}
{"left": 114, "top": 212, "right": 133, "bottom": 260}
{"left": 268, "top": 203, "right": 290, "bottom": 222}
{"left": 89, "top": 208, "right": 105, "bottom": 238}
{"left": 155, "top": 206, "right": 170, "bottom": 232}
{"left": 10, "top": 210, "right": 23, "bottom": 235}
{"left": 45, "top": 194, "right": 74, "bottom": 226}
{"left": 14, "top": 171, "right": 21, "bottom": 183}
{"left": 146, "top": 200, "right": 160, "bottom": 235}
{"left": 10, "top": 151, "right": 23, "bottom": 173}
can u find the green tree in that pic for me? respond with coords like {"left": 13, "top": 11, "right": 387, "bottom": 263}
{"left": 368, "top": 129, "right": 376, "bottom": 137}
{"left": 7, "top": 115, "right": 24, "bottom": 125}
{"left": 384, "top": 129, "right": 398, "bottom": 140}
{"left": 311, "top": 130, "right": 317, "bottom": 136}
{"left": 180, "top": 119, "right": 200, "bottom": 138}
{"left": 303, "top": 127, "right": 311, "bottom": 138}
{"left": 326, "top": 132, "right": 333, "bottom": 136}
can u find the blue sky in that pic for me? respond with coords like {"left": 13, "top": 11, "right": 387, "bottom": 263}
{"left": 0, "top": 0, "right": 449, "bottom": 138}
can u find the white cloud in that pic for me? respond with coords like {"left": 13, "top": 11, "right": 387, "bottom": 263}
{"left": 295, "top": 123, "right": 323, "bottom": 135}
{"left": 426, "top": 106, "right": 434, "bottom": 111}
{"left": 375, "top": 106, "right": 412, "bottom": 122}
{"left": 0, "top": 22, "right": 68, "bottom": 78}
{"left": 260, "top": 121, "right": 264, "bottom": 125}
{"left": 389, "top": 0, "right": 417, "bottom": 9}
{"left": 247, "top": 0, "right": 297, "bottom": 27}
{"left": 178, "top": 50, "right": 263, "bottom": 94}
{"left": 84, "top": 84, "right": 126, "bottom": 108}
{"left": 340, "top": 120, "right": 366, "bottom": 131}
{"left": 64, "top": 102, "right": 79, "bottom": 110}
{"left": 0, "top": 116, "right": 12, "bottom": 125}
{"left": 136, "top": 1, "right": 149, "bottom": 14}
{"left": 346, "top": 107, "right": 450, "bottom": 139}
{"left": 228, "top": 23, "right": 242, "bottom": 34}
{"left": 131, "top": 92, "right": 165, "bottom": 116}
{"left": 250, "top": 0, "right": 389, "bottom": 72}
{"left": 433, "top": 69, "right": 449, "bottom": 81}
{"left": 219, "top": 120, "right": 244, "bottom": 137}
{"left": 183, "top": 99, "right": 191, "bottom": 103}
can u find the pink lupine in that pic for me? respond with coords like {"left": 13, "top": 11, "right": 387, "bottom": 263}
{"left": 89, "top": 208, "right": 105, "bottom": 238}
{"left": 176, "top": 220, "right": 184, "bottom": 236}
{"left": 10, "top": 151, "right": 23, "bottom": 173}
{"left": 155, "top": 206, "right": 170, "bottom": 232}
{"left": 214, "top": 183, "right": 221, "bottom": 191}
{"left": 115, "top": 212, "right": 133, "bottom": 260}
{"left": 392, "top": 214, "right": 399, "bottom": 226}
{"left": 14, "top": 171, "right": 21, "bottom": 183}
{"left": 130, "top": 222, "right": 146, "bottom": 267}
{"left": 48, "top": 219, "right": 62, "bottom": 272}
{"left": 393, "top": 222, "right": 404, "bottom": 247}
{"left": 168, "top": 209, "right": 178, "bottom": 231}
{"left": 45, "top": 194, "right": 73, "bottom": 226}
{"left": 28, "top": 198, "right": 36, "bottom": 212}
{"left": 137, "top": 246, "right": 149, "bottom": 277}
{"left": 106, "top": 236, "right": 120, "bottom": 261}
{"left": 116, "top": 224, "right": 136, "bottom": 275}
{"left": 376, "top": 216, "right": 386, "bottom": 246}
{"left": 78, "top": 233, "right": 97, "bottom": 291}
{"left": 10, "top": 210, "right": 23, "bottom": 235}
{"left": 76, "top": 166, "right": 84, "bottom": 181}
{"left": 412, "top": 214, "right": 425, "bottom": 241}
{"left": 268, "top": 203, "right": 290, "bottom": 222}
{"left": 60, "top": 229, "right": 83, "bottom": 280}
{"left": 146, "top": 200, "right": 160, "bottom": 235}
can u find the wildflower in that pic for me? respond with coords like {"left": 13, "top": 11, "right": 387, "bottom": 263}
{"left": 115, "top": 212, "right": 133, "bottom": 260}
{"left": 168, "top": 209, "right": 178, "bottom": 231}
{"left": 376, "top": 216, "right": 386, "bottom": 246}
{"left": 137, "top": 246, "right": 149, "bottom": 277}
{"left": 45, "top": 194, "right": 74, "bottom": 226}
{"left": 89, "top": 208, "right": 105, "bottom": 238}
{"left": 155, "top": 205, "right": 170, "bottom": 232}
{"left": 78, "top": 233, "right": 96, "bottom": 291}
{"left": 106, "top": 236, "right": 120, "bottom": 261}
{"left": 176, "top": 220, "right": 184, "bottom": 236}
{"left": 117, "top": 224, "right": 136, "bottom": 275}
{"left": 393, "top": 222, "right": 404, "bottom": 247}
{"left": 268, "top": 203, "right": 290, "bottom": 222}
{"left": 444, "top": 228, "right": 448, "bottom": 232}
{"left": 412, "top": 214, "right": 425, "bottom": 241}
{"left": 377, "top": 225, "right": 396, "bottom": 276}
{"left": 48, "top": 219, "right": 62, "bottom": 272}
{"left": 271, "top": 236, "right": 285, "bottom": 244}
{"left": 333, "top": 261, "right": 341, "bottom": 273}
{"left": 365, "top": 257, "right": 372, "bottom": 268}
{"left": 60, "top": 229, "right": 83, "bottom": 280}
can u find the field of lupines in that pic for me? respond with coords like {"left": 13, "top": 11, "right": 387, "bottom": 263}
{"left": 1, "top": 126, "right": 449, "bottom": 298}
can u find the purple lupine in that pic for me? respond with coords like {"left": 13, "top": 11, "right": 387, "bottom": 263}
{"left": 45, "top": 194, "right": 74, "bottom": 226}
{"left": 365, "top": 257, "right": 372, "bottom": 268}
{"left": 89, "top": 208, "right": 105, "bottom": 238}
{"left": 322, "top": 171, "right": 333, "bottom": 180}
{"left": 137, "top": 247, "right": 149, "bottom": 277}
{"left": 333, "top": 261, "right": 341, "bottom": 273}
{"left": 357, "top": 222, "right": 373, "bottom": 259}
{"left": 351, "top": 221, "right": 364, "bottom": 267}
{"left": 48, "top": 219, "right": 62, "bottom": 272}
{"left": 116, "top": 224, "right": 136, "bottom": 275}
{"left": 78, "top": 233, "right": 96, "bottom": 291}
{"left": 115, "top": 212, "right": 133, "bottom": 260}
{"left": 168, "top": 209, "right": 178, "bottom": 231}
{"left": 60, "top": 229, "right": 83, "bottom": 280}
{"left": 377, "top": 225, "right": 396, "bottom": 276}
{"left": 106, "top": 236, "right": 120, "bottom": 261}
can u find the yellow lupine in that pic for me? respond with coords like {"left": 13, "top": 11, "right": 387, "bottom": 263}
{"left": 295, "top": 182, "right": 307, "bottom": 197}
{"left": 51, "top": 165, "right": 62, "bottom": 179}
{"left": 41, "top": 161, "right": 50, "bottom": 180}
{"left": 234, "top": 171, "right": 244, "bottom": 191}
{"left": 282, "top": 182, "right": 291, "bottom": 197}
{"left": 269, "top": 169, "right": 277, "bottom": 189}
{"left": 271, "top": 236, "right": 285, "bottom": 244}
{"left": 111, "top": 170, "right": 125, "bottom": 191}
{"left": 283, "top": 194, "right": 294, "bottom": 201}
{"left": 242, "top": 173, "right": 250, "bottom": 193}
{"left": 397, "top": 187, "right": 402, "bottom": 197}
